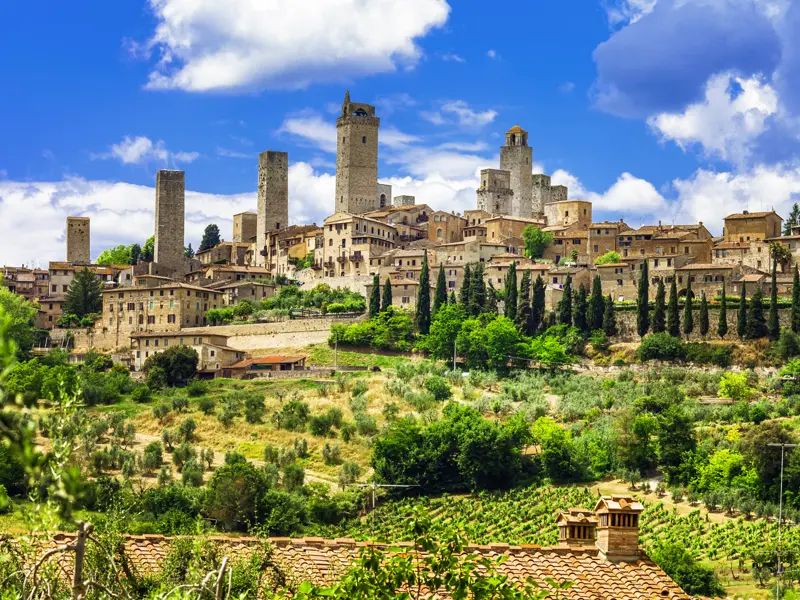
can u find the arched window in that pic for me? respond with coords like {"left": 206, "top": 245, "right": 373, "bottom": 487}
{"left": 437, "top": 228, "right": 443, "bottom": 239}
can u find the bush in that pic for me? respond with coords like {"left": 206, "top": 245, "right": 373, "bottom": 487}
{"left": 355, "top": 412, "right": 378, "bottom": 436}
{"left": 719, "top": 372, "right": 754, "bottom": 401}
{"left": 0, "top": 445, "right": 27, "bottom": 497}
{"left": 143, "top": 346, "right": 199, "bottom": 385}
{"left": 282, "top": 463, "right": 305, "bottom": 492}
{"left": 181, "top": 458, "right": 204, "bottom": 487}
{"left": 197, "top": 396, "right": 216, "bottom": 415}
{"left": 322, "top": 441, "right": 341, "bottom": 465}
{"left": 309, "top": 413, "right": 334, "bottom": 437}
{"left": 273, "top": 400, "right": 310, "bottom": 431}
{"left": 152, "top": 402, "right": 170, "bottom": 424}
{"left": 424, "top": 375, "right": 453, "bottom": 402}
{"left": 338, "top": 462, "right": 361, "bottom": 489}
{"left": 244, "top": 394, "right": 266, "bottom": 424}
{"left": 650, "top": 543, "right": 725, "bottom": 596}
{"left": 131, "top": 384, "right": 152, "bottom": 403}
{"left": 171, "top": 395, "right": 189, "bottom": 413}
{"left": 186, "top": 379, "right": 209, "bottom": 397}
{"left": 637, "top": 333, "right": 685, "bottom": 361}
{"left": 146, "top": 366, "right": 168, "bottom": 391}
{"left": 178, "top": 418, "right": 197, "bottom": 442}
{"left": 684, "top": 343, "right": 732, "bottom": 367}
{"left": 204, "top": 462, "right": 272, "bottom": 531}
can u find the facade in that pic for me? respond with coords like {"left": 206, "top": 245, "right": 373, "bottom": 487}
{"left": 232, "top": 212, "right": 257, "bottom": 243}
{"left": 723, "top": 210, "right": 782, "bottom": 242}
{"left": 225, "top": 356, "right": 307, "bottom": 378}
{"left": 544, "top": 199, "right": 591, "bottom": 228}
{"left": 66, "top": 217, "right": 91, "bottom": 265}
{"left": 589, "top": 220, "right": 630, "bottom": 262}
{"left": 256, "top": 151, "right": 289, "bottom": 265}
{"left": 499, "top": 125, "right": 533, "bottom": 218}
{"left": 154, "top": 170, "right": 186, "bottom": 273}
{"left": 130, "top": 332, "right": 245, "bottom": 373}
{"left": 429, "top": 210, "right": 466, "bottom": 243}
{"left": 195, "top": 242, "right": 251, "bottom": 266}
{"left": 486, "top": 215, "right": 543, "bottom": 244}
{"left": 322, "top": 212, "right": 397, "bottom": 277}
{"left": 393, "top": 195, "right": 415, "bottom": 207}
{"left": 476, "top": 169, "right": 513, "bottom": 215}
{"left": 335, "top": 91, "right": 380, "bottom": 214}
{"left": 376, "top": 183, "right": 392, "bottom": 209}
{"left": 531, "top": 174, "right": 551, "bottom": 219}
{"left": 185, "top": 265, "right": 271, "bottom": 286}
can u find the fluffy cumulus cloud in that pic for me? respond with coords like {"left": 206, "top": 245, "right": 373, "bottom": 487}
{"left": 422, "top": 100, "right": 498, "bottom": 127}
{"left": 142, "top": 0, "right": 450, "bottom": 92}
{"left": 648, "top": 73, "right": 779, "bottom": 163}
{"left": 93, "top": 136, "right": 199, "bottom": 166}
{"left": 551, "top": 170, "right": 666, "bottom": 216}
{"left": 605, "top": 0, "right": 657, "bottom": 26}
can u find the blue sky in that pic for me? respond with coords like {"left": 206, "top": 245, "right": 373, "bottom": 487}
{"left": 1, "top": 0, "right": 800, "bottom": 265}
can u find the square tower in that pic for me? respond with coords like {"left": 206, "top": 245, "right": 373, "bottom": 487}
{"left": 335, "top": 91, "right": 380, "bottom": 215}
{"left": 256, "top": 151, "right": 289, "bottom": 266}
{"left": 66, "top": 216, "right": 91, "bottom": 265}
{"left": 476, "top": 169, "right": 513, "bottom": 216}
{"left": 233, "top": 212, "right": 257, "bottom": 243}
{"left": 377, "top": 183, "right": 392, "bottom": 209}
{"left": 531, "top": 174, "right": 551, "bottom": 219}
{"left": 154, "top": 170, "right": 185, "bottom": 272}
{"left": 594, "top": 495, "right": 643, "bottom": 562}
{"left": 499, "top": 125, "right": 533, "bottom": 218}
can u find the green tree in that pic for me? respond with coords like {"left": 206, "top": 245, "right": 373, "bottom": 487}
{"left": 129, "top": 243, "right": 141, "bottom": 265}
{"left": 516, "top": 271, "right": 532, "bottom": 331}
{"left": 468, "top": 263, "right": 486, "bottom": 317}
{"left": 699, "top": 291, "right": 709, "bottom": 337}
{"left": 415, "top": 251, "right": 431, "bottom": 334}
{"left": 485, "top": 280, "right": 499, "bottom": 315}
{"left": 636, "top": 260, "right": 650, "bottom": 337}
{"left": 667, "top": 279, "right": 680, "bottom": 337}
{"left": 381, "top": 277, "right": 392, "bottom": 312}
{"left": 594, "top": 251, "right": 622, "bottom": 265}
{"left": 718, "top": 282, "right": 728, "bottom": 338}
{"left": 369, "top": 273, "right": 380, "bottom": 318}
{"left": 184, "top": 243, "right": 195, "bottom": 258}
{"left": 459, "top": 264, "right": 472, "bottom": 308}
{"left": 530, "top": 275, "right": 545, "bottom": 336}
{"left": 793, "top": 265, "right": 800, "bottom": 334}
{"left": 199, "top": 223, "right": 221, "bottom": 252}
{"left": 203, "top": 461, "right": 271, "bottom": 531}
{"left": 769, "top": 257, "right": 780, "bottom": 340}
{"left": 433, "top": 264, "right": 447, "bottom": 315}
{"left": 64, "top": 267, "right": 102, "bottom": 319}
{"left": 521, "top": 225, "right": 554, "bottom": 259}
{"left": 683, "top": 279, "right": 693, "bottom": 337}
{"left": 557, "top": 275, "right": 572, "bottom": 326}
{"left": 419, "top": 304, "right": 464, "bottom": 361}
{"left": 737, "top": 282, "right": 747, "bottom": 339}
{"left": 650, "top": 543, "right": 725, "bottom": 596}
{"left": 143, "top": 345, "right": 199, "bottom": 385}
{"left": 745, "top": 287, "right": 767, "bottom": 339}
{"left": 573, "top": 283, "right": 588, "bottom": 333}
{"left": 503, "top": 262, "right": 518, "bottom": 321}
{"left": 95, "top": 244, "right": 132, "bottom": 265}
{"left": 141, "top": 235, "right": 155, "bottom": 262}
{"left": 0, "top": 285, "right": 37, "bottom": 354}
{"left": 785, "top": 202, "right": 800, "bottom": 235}
{"left": 652, "top": 279, "right": 666, "bottom": 333}
{"left": 588, "top": 274, "right": 604, "bottom": 331}
{"left": 448, "top": 290, "right": 456, "bottom": 305}
{"left": 603, "top": 294, "right": 618, "bottom": 337}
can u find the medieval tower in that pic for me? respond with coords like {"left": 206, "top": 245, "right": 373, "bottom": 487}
{"left": 499, "top": 125, "right": 532, "bottom": 218}
{"left": 154, "top": 170, "right": 185, "bottom": 272}
{"left": 66, "top": 216, "right": 91, "bottom": 265}
{"left": 532, "top": 174, "right": 552, "bottom": 219}
{"left": 476, "top": 169, "right": 513, "bottom": 215}
{"left": 256, "top": 151, "right": 289, "bottom": 266}
{"left": 232, "top": 212, "right": 257, "bottom": 243}
{"left": 335, "top": 91, "right": 380, "bottom": 214}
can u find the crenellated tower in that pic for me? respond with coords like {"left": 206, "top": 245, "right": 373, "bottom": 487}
{"left": 335, "top": 91, "right": 380, "bottom": 214}
{"left": 499, "top": 125, "right": 532, "bottom": 218}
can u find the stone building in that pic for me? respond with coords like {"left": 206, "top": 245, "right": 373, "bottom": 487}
{"left": 499, "top": 125, "right": 532, "bottom": 218}
{"left": 184, "top": 264, "right": 271, "bottom": 286}
{"left": 262, "top": 224, "right": 320, "bottom": 277}
{"left": 256, "top": 151, "right": 289, "bottom": 265}
{"left": 544, "top": 198, "right": 590, "bottom": 228}
{"left": 589, "top": 220, "right": 630, "bottom": 262}
{"left": 617, "top": 222, "right": 712, "bottom": 263}
{"left": 154, "top": 170, "right": 186, "bottom": 273}
{"left": 463, "top": 209, "right": 492, "bottom": 241}
{"left": 130, "top": 331, "right": 245, "bottom": 374}
{"left": 195, "top": 242, "right": 251, "bottom": 266}
{"left": 232, "top": 212, "right": 257, "bottom": 243}
{"left": 66, "top": 216, "right": 91, "bottom": 265}
{"left": 376, "top": 183, "right": 392, "bottom": 209}
{"left": 485, "top": 215, "right": 543, "bottom": 244}
{"left": 531, "top": 174, "right": 551, "bottom": 219}
{"left": 322, "top": 212, "right": 397, "bottom": 277}
{"left": 429, "top": 210, "right": 466, "bottom": 243}
{"left": 722, "top": 210, "right": 782, "bottom": 242}
{"left": 335, "top": 91, "right": 380, "bottom": 215}
{"left": 596, "top": 261, "right": 638, "bottom": 302}
{"left": 393, "top": 195, "right": 415, "bottom": 207}
{"left": 476, "top": 169, "right": 513, "bottom": 215}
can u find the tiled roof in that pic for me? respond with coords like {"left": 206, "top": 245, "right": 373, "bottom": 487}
{"left": 713, "top": 241, "right": 750, "bottom": 249}
{"left": 9, "top": 534, "right": 690, "bottom": 600}
{"left": 506, "top": 124, "right": 525, "bottom": 133}
{"left": 676, "top": 263, "right": 734, "bottom": 271}
{"left": 738, "top": 274, "right": 766, "bottom": 282}
{"left": 229, "top": 356, "right": 304, "bottom": 368}
{"left": 725, "top": 211, "right": 780, "bottom": 220}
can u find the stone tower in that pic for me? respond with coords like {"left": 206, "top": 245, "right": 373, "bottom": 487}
{"left": 335, "top": 91, "right": 380, "bottom": 215}
{"left": 476, "top": 169, "right": 513, "bottom": 215}
{"left": 256, "top": 151, "right": 289, "bottom": 266}
{"left": 154, "top": 170, "right": 185, "bottom": 272}
{"left": 499, "top": 125, "right": 532, "bottom": 218}
{"left": 233, "top": 211, "right": 257, "bottom": 243}
{"left": 66, "top": 216, "right": 91, "bottom": 265}
{"left": 531, "top": 174, "right": 551, "bottom": 219}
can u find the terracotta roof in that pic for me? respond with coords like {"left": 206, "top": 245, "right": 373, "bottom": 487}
{"left": 713, "top": 241, "right": 750, "bottom": 249}
{"left": 229, "top": 356, "right": 305, "bottom": 368}
{"left": 48, "top": 262, "right": 75, "bottom": 270}
{"left": 676, "top": 263, "right": 734, "bottom": 271}
{"left": 10, "top": 533, "right": 689, "bottom": 600}
{"left": 725, "top": 210, "right": 780, "bottom": 220}
{"left": 595, "top": 263, "right": 627, "bottom": 268}
{"left": 506, "top": 124, "right": 525, "bottom": 133}
{"left": 738, "top": 273, "right": 766, "bottom": 282}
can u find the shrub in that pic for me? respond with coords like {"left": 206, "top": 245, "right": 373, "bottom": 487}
{"left": 355, "top": 412, "right": 378, "bottom": 436}
{"left": 152, "top": 402, "right": 170, "bottom": 424}
{"left": 204, "top": 462, "right": 272, "bottom": 531}
{"left": 178, "top": 418, "right": 197, "bottom": 443}
{"left": 186, "top": 379, "right": 209, "bottom": 397}
{"left": 143, "top": 346, "right": 199, "bottom": 384}
{"left": 309, "top": 413, "right": 334, "bottom": 437}
{"left": 181, "top": 458, "right": 204, "bottom": 487}
{"left": 650, "top": 543, "right": 725, "bottom": 596}
{"left": 424, "top": 375, "right": 452, "bottom": 402}
{"left": 197, "top": 396, "right": 216, "bottom": 415}
{"left": 244, "top": 394, "right": 266, "bottom": 424}
{"left": 273, "top": 400, "right": 310, "bottom": 431}
{"left": 719, "top": 372, "right": 754, "bottom": 401}
{"left": 142, "top": 442, "right": 163, "bottom": 474}
{"left": 146, "top": 366, "right": 168, "bottom": 391}
{"left": 171, "top": 395, "right": 189, "bottom": 413}
{"left": 294, "top": 437, "right": 309, "bottom": 458}
{"left": 340, "top": 422, "right": 357, "bottom": 442}
{"left": 172, "top": 442, "right": 196, "bottom": 472}
{"left": 637, "top": 333, "right": 684, "bottom": 361}
{"left": 322, "top": 441, "right": 341, "bottom": 465}
{"left": 282, "top": 463, "right": 305, "bottom": 492}
{"left": 349, "top": 394, "right": 368, "bottom": 415}
{"left": 131, "top": 384, "right": 152, "bottom": 403}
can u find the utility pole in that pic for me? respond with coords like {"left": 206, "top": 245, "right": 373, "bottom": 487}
{"left": 768, "top": 442, "right": 798, "bottom": 598}
{"left": 350, "top": 482, "right": 419, "bottom": 538}
{"left": 453, "top": 341, "right": 457, "bottom": 371}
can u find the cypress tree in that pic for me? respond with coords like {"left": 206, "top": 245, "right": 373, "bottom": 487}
{"left": 469, "top": 264, "right": 487, "bottom": 316}
{"left": 504, "top": 262, "right": 518, "bottom": 321}
{"left": 459, "top": 264, "right": 472, "bottom": 308}
{"left": 588, "top": 274, "right": 605, "bottom": 331}
{"left": 415, "top": 251, "right": 431, "bottom": 334}
{"left": 667, "top": 279, "right": 680, "bottom": 337}
{"left": 531, "top": 275, "right": 545, "bottom": 336}
{"left": 737, "top": 283, "right": 747, "bottom": 339}
{"left": 769, "top": 259, "right": 780, "bottom": 340}
{"left": 573, "top": 284, "right": 588, "bottom": 333}
{"left": 718, "top": 283, "right": 728, "bottom": 338}
{"left": 652, "top": 279, "right": 666, "bottom": 333}
{"left": 793, "top": 265, "right": 800, "bottom": 334}
{"left": 558, "top": 275, "right": 573, "bottom": 326}
{"left": 636, "top": 261, "right": 650, "bottom": 337}
{"left": 381, "top": 277, "right": 393, "bottom": 312}
{"left": 485, "top": 281, "right": 499, "bottom": 315}
{"left": 683, "top": 280, "right": 694, "bottom": 337}
{"left": 746, "top": 287, "right": 767, "bottom": 339}
{"left": 433, "top": 265, "right": 447, "bottom": 316}
{"left": 699, "top": 291, "right": 709, "bottom": 337}
{"left": 369, "top": 273, "right": 381, "bottom": 318}
{"left": 603, "top": 294, "right": 618, "bottom": 337}
{"left": 448, "top": 290, "right": 457, "bottom": 305}
{"left": 516, "top": 271, "right": 532, "bottom": 331}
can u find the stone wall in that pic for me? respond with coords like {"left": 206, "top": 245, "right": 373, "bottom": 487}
{"left": 531, "top": 174, "right": 551, "bottom": 219}
{"left": 500, "top": 144, "right": 532, "bottom": 218}
{"left": 233, "top": 212, "right": 257, "bottom": 243}
{"left": 256, "top": 151, "right": 289, "bottom": 265}
{"left": 66, "top": 217, "right": 90, "bottom": 264}
{"left": 614, "top": 307, "right": 792, "bottom": 341}
{"left": 335, "top": 98, "right": 380, "bottom": 215}
{"left": 154, "top": 170, "right": 185, "bottom": 272}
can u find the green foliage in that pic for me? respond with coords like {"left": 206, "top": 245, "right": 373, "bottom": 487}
{"left": 718, "top": 372, "right": 754, "bottom": 401}
{"left": 650, "top": 543, "right": 725, "bottom": 596}
{"left": 186, "top": 378, "right": 208, "bottom": 397}
{"left": 637, "top": 260, "right": 650, "bottom": 337}
{"left": 522, "top": 225, "right": 554, "bottom": 259}
{"left": 699, "top": 292, "right": 709, "bottom": 337}
{"left": 264, "top": 283, "right": 365, "bottom": 315}
{"left": 603, "top": 295, "right": 618, "bottom": 337}
{"left": 143, "top": 345, "right": 199, "bottom": 384}
{"left": 718, "top": 283, "right": 729, "bottom": 338}
{"left": 433, "top": 264, "right": 447, "bottom": 315}
{"left": 415, "top": 251, "right": 431, "bottom": 334}
{"left": 738, "top": 282, "right": 748, "bottom": 339}
{"left": 204, "top": 461, "right": 272, "bottom": 531}
{"left": 423, "top": 374, "right": 452, "bottom": 402}
{"left": 652, "top": 279, "right": 666, "bottom": 333}
{"left": 64, "top": 267, "right": 103, "bottom": 318}
{"left": 368, "top": 273, "right": 380, "bottom": 318}
{"left": 130, "top": 384, "right": 151, "bottom": 403}
{"left": 745, "top": 287, "right": 767, "bottom": 339}
{"left": 594, "top": 250, "right": 622, "bottom": 265}
{"left": 273, "top": 399, "right": 310, "bottom": 432}
{"left": 504, "top": 262, "right": 518, "bottom": 321}
{"left": 557, "top": 274, "right": 571, "bottom": 326}
{"left": 0, "top": 284, "right": 38, "bottom": 354}
{"left": 381, "top": 277, "right": 392, "bottom": 312}
{"left": 531, "top": 275, "right": 546, "bottom": 336}
{"left": 683, "top": 281, "right": 694, "bottom": 336}
{"left": 95, "top": 244, "right": 132, "bottom": 265}
{"left": 457, "top": 315, "right": 527, "bottom": 371}
{"left": 588, "top": 275, "right": 604, "bottom": 332}
{"left": 418, "top": 303, "right": 464, "bottom": 361}
{"left": 637, "top": 333, "right": 685, "bottom": 361}
{"left": 330, "top": 307, "right": 415, "bottom": 351}
{"left": 199, "top": 223, "right": 221, "bottom": 252}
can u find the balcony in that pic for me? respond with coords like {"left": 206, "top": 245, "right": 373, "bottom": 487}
{"left": 349, "top": 252, "right": 364, "bottom": 261}
{"left": 336, "top": 255, "right": 346, "bottom": 264}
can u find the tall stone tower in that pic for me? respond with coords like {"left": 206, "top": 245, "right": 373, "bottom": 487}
{"left": 335, "top": 91, "right": 380, "bottom": 215}
{"left": 256, "top": 151, "right": 289, "bottom": 266}
{"left": 233, "top": 212, "right": 257, "bottom": 243}
{"left": 476, "top": 169, "right": 513, "bottom": 215}
{"left": 66, "top": 216, "right": 91, "bottom": 265}
{"left": 531, "top": 174, "right": 551, "bottom": 219}
{"left": 499, "top": 125, "right": 532, "bottom": 218}
{"left": 154, "top": 170, "right": 185, "bottom": 272}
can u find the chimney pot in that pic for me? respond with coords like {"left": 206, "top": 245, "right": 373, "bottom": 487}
{"left": 593, "top": 495, "right": 643, "bottom": 562}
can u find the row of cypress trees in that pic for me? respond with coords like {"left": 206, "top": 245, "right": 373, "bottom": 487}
{"left": 553, "top": 273, "right": 618, "bottom": 337}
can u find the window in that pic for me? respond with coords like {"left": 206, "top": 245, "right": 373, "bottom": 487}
{"left": 210, "top": 350, "right": 216, "bottom": 357}
{"left": 154, "top": 339, "right": 159, "bottom": 347}
{"left": 617, "top": 279, "right": 623, "bottom": 286}
{"left": 362, "top": 136, "right": 366, "bottom": 144}
{"left": 147, "top": 316, "right": 155, "bottom": 324}
{"left": 145, "top": 339, "right": 150, "bottom": 347}
{"left": 167, "top": 314, "right": 176, "bottom": 324}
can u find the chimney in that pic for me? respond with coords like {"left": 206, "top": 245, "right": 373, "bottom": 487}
{"left": 743, "top": 210, "right": 749, "bottom": 215}
{"left": 557, "top": 508, "right": 598, "bottom": 547}
{"left": 594, "top": 495, "right": 644, "bottom": 562}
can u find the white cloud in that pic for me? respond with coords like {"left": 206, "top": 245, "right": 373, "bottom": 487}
{"left": 422, "top": 100, "right": 498, "bottom": 127}
{"left": 606, "top": 0, "right": 657, "bottom": 26}
{"left": 437, "top": 141, "right": 489, "bottom": 152}
{"left": 94, "top": 136, "right": 199, "bottom": 166}
{"left": 141, "top": 0, "right": 450, "bottom": 92}
{"left": 487, "top": 49, "right": 498, "bottom": 59}
{"left": 559, "top": 81, "right": 576, "bottom": 94}
{"left": 278, "top": 112, "right": 420, "bottom": 151}
{"left": 216, "top": 147, "right": 252, "bottom": 159}
{"left": 648, "top": 72, "right": 779, "bottom": 164}
{"left": 441, "top": 52, "right": 465, "bottom": 63}
{"left": 374, "top": 93, "right": 417, "bottom": 114}
{"left": 551, "top": 170, "right": 666, "bottom": 215}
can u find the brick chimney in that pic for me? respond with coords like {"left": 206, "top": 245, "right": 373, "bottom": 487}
{"left": 556, "top": 508, "right": 598, "bottom": 546}
{"left": 594, "top": 495, "right": 644, "bottom": 562}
